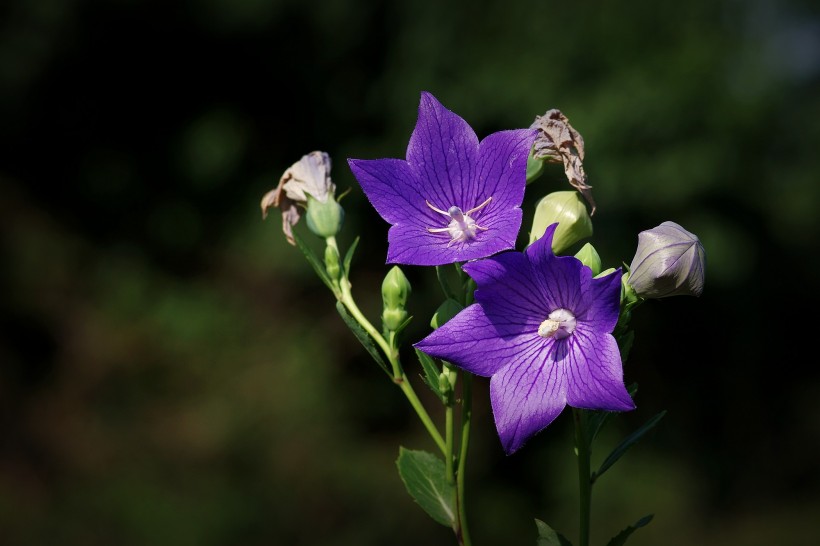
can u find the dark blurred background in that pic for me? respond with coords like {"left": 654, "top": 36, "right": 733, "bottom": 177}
{"left": 1, "top": 0, "right": 819, "bottom": 544}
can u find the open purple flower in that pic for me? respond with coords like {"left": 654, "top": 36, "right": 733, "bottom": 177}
{"left": 348, "top": 92, "right": 536, "bottom": 266}
{"left": 415, "top": 224, "right": 635, "bottom": 454}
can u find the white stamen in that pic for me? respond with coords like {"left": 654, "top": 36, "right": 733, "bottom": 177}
{"left": 425, "top": 197, "right": 492, "bottom": 244}
{"left": 538, "top": 308, "right": 576, "bottom": 339}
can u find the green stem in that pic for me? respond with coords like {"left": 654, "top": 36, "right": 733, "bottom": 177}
{"left": 573, "top": 408, "right": 592, "bottom": 546}
{"left": 456, "top": 372, "right": 473, "bottom": 546}
{"left": 328, "top": 236, "right": 446, "bottom": 455}
{"left": 445, "top": 404, "right": 455, "bottom": 482}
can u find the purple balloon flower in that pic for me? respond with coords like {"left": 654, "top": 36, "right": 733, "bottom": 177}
{"left": 348, "top": 92, "right": 536, "bottom": 266}
{"left": 415, "top": 224, "right": 635, "bottom": 454}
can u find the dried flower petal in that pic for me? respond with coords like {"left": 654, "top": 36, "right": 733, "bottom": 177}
{"left": 530, "top": 110, "right": 596, "bottom": 214}
{"left": 261, "top": 151, "right": 335, "bottom": 245}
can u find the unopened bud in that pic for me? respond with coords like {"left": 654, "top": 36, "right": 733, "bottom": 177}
{"left": 530, "top": 191, "right": 593, "bottom": 254}
{"left": 382, "top": 266, "right": 411, "bottom": 332}
{"left": 627, "top": 221, "right": 706, "bottom": 299}
{"left": 306, "top": 195, "right": 344, "bottom": 238}
{"left": 324, "top": 244, "right": 340, "bottom": 281}
{"left": 574, "top": 243, "right": 602, "bottom": 276}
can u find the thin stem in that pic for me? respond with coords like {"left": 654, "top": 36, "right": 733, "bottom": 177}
{"left": 329, "top": 236, "right": 446, "bottom": 455}
{"left": 573, "top": 408, "right": 592, "bottom": 546}
{"left": 445, "top": 404, "right": 455, "bottom": 482}
{"left": 456, "top": 372, "right": 473, "bottom": 546}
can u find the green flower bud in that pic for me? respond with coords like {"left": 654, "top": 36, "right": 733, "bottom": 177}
{"left": 574, "top": 243, "right": 602, "bottom": 276}
{"left": 382, "top": 266, "right": 411, "bottom": 310}
{"left": 430, "top": 298, "right": 465, "bottom": 329}
{"left": 324, "top": 243, "right": 340, "bottom": 281}
{"left": 526, "top": 151, "right": 545, "bottom": 184}
{"left": 529, "top": 191, "right": 593, "bottom": 254}
{"left": 382, "top": 266, "right": 411, "bottom": 332}
{"left": 627, "top": 221, "right": 706, "bottom": 299}
{"left": 306, "top": 195, "right": 344, "bottom": 238}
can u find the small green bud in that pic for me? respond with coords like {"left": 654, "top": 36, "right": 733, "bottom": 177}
{"left": 526, "top": 151, "right": 545, "bottom": 184}
{"left": 382, "top": 266, "right": 411, "bottom": 332}
{"left": 305, "top": 195, "right": 344, "bottom": 238}
{"left": 324, "top": 244, "right": 340, "bottom": 281}
{"left": 438, "top": 371, "right": 452, "bottom": 398}
{"left": 529, "top": 191, "right": 593, "bottom": 254}
{"left": 382, "top": 266, "right": 411, "bottom": 310}
{"left": 574, "top": 243, "right": 602, "bottom": 275}
{"left": 430, "top": 298, "right": 465, "bottom": 329}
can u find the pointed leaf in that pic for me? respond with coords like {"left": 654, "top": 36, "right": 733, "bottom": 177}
{"left": 292, "top": 231, "right": 334, "bottom": 292}
{"left": 606, "top": 514, "right": 654, "bottom": 546}
{"left": 594, "top": 411, "right": 666, "bottom": 481}
{"left": 587, "top": 384, "right": 639, "bottom": 444}
{"left": 336, "top": 301, "right": 391, "bottom": 377}
{"left": 535, "top": 519, "right": 573, "bottom": 546}
{"left": 343, "top": 236, "right": 360, "bottom": 273}
{"left": 415, "top": 348, "right": 443, "bottom": 400}
{"left": 396, "top": 448, "right": 456, "bottom": 528}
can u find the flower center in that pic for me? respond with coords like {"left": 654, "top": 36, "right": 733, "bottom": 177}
{"left": 425, "top": 197, "right": 492, "bottom": 244}
{"left": 538, "top": 308, "right": 576, "bottom": 339}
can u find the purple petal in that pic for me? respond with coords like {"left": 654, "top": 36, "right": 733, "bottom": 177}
{"left": 414, "top": 304, "right": 536, "bottom": 378}
{"left": 472, "top": 128, "right": 537, "bottom": 214}
{"left": 490, "top": 342, "right": 568, "bottom": 454}
{"left": 525, "top": 229, "right": 587, "bottom": 312}
{"left": 576, "top": 268, "right": 621, "bottom": 334}
{"left": 384, "top": 207, "right": 522, "bottom": 265}
{"left": 346, "top": 158, "right": 426, "bottom": 225}
{"left": 406, "top": 92, "right": 479, "bottom": 210}
{"left": 463, "top": 252, "right": 546, "bottom": 321}
{"left": 564, "top": 330, "right": 635, "bottom": 411}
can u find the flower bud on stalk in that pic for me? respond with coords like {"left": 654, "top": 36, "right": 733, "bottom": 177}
{"left": 306, "top": 195, "right": 344, "bottom": 238}
{"left": 574, "top": 242, "right": 602, "bottom": 276}
{"left": 529, "top": 191, "right": 593, "bottom": 254}
{"left": 381, "top": 266, "right": 411, "bottom": 333}
{"left": 627, "top": 221, "right": 706, "bottom": 299}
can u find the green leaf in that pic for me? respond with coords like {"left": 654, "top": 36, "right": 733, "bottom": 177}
{"left": 617, "top": 329, "right": 635, "bottom": 363}
{"left": 415, "top": 348, "right": 443, "bottom": 400}
{"left": 593, "top": 411, "right": 667, "bottom": 482}
{"left": 587, "top": 384, "right": 639, "bottom": 444}
{"left": 292, "top": 231, "right": 334, "bottom": 292}
{"left": 534, "top": 519, "right": 573, "bottom": 546}
{"left": 396, "top": 448, "right": 456, "bottom": 528}
{"left": 343, "top": 236, "right": 360, "bottom": 273}
{"left": 606, "top": 514, "right": 654, "bottom": 546}
{"left": 335, "top": 301, "right": 391, "bottom": 377}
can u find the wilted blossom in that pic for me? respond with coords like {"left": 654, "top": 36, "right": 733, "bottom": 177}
{"left": 348, "top": 92, "right": 536, "bottom": 266}
{"left": 627, "top": 221, "right": 706, "bottom": 298}
{"left": 261, "top": 151, "right": 336, "bottom": 245}
{"left": 530, "top": 109, "right": 596, "bottom": 214}
{"left": 415, "top": 224, "right": 635, "bottom": 454}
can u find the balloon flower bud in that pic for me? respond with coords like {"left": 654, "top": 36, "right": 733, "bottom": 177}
{"left": 529, "top": 191, "right": 593, "bottom": 254}
{"left": 382, "top": 266, "right": 411, "bottom": 332}
{"left": 627, "top": 221, "right": 706, "bottom": 299}
{"left": 574, "top": 242, "right": 602, "bottom": 276}
{"left": 306, "top": 195, "right": 344, "bottom": 238}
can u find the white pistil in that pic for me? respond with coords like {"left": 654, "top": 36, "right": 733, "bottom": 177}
{"left": 538, "top": 308, "right": 576, "bottom": 340}
{"left": 426, "top": 197, "right": 492, "bottom": 244}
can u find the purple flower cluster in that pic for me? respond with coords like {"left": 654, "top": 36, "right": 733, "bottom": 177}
{"left": 349, "top": 93, "right": 634, "bottom": 454}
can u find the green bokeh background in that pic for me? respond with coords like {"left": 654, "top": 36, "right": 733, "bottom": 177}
{"left": 2, "top": 0, "right": 819, "bottom": 544}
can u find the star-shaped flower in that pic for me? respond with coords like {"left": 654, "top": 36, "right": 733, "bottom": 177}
{"left": 415, "top": 224, "right": 635, "bottom": 454}
{"left": 348, "top": 92, "right": 536, "bottom": 266}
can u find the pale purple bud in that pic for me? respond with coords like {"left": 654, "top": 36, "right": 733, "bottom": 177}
{"left": 627, "top": 221, "right": 706, "bottom": 299}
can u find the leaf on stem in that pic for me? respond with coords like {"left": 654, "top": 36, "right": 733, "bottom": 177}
{"left": 336, "top": 301, "right": 391, "bottom": 377}
{"left": 586, "top": 384, "right": 639, "bottom": 444}
{"left": 605, "top": 514, "right": 654, "bottom": 546}
{"left": 592, "top": 411, "right": 667, "bottom": 482}
{"left": 415, "top": 349, "right": 444, "bottom": 401}
{"left": 292, "top": 231, "right": 335, "bottom": 292}
{"left": 396, "top": 448, "right": 456, "bottom": 528}
{"left": 534, "top": 519, "right": 573, "bottom": 546}
{"left": 343, "top": 236, "right": 360, "bottom": 273}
